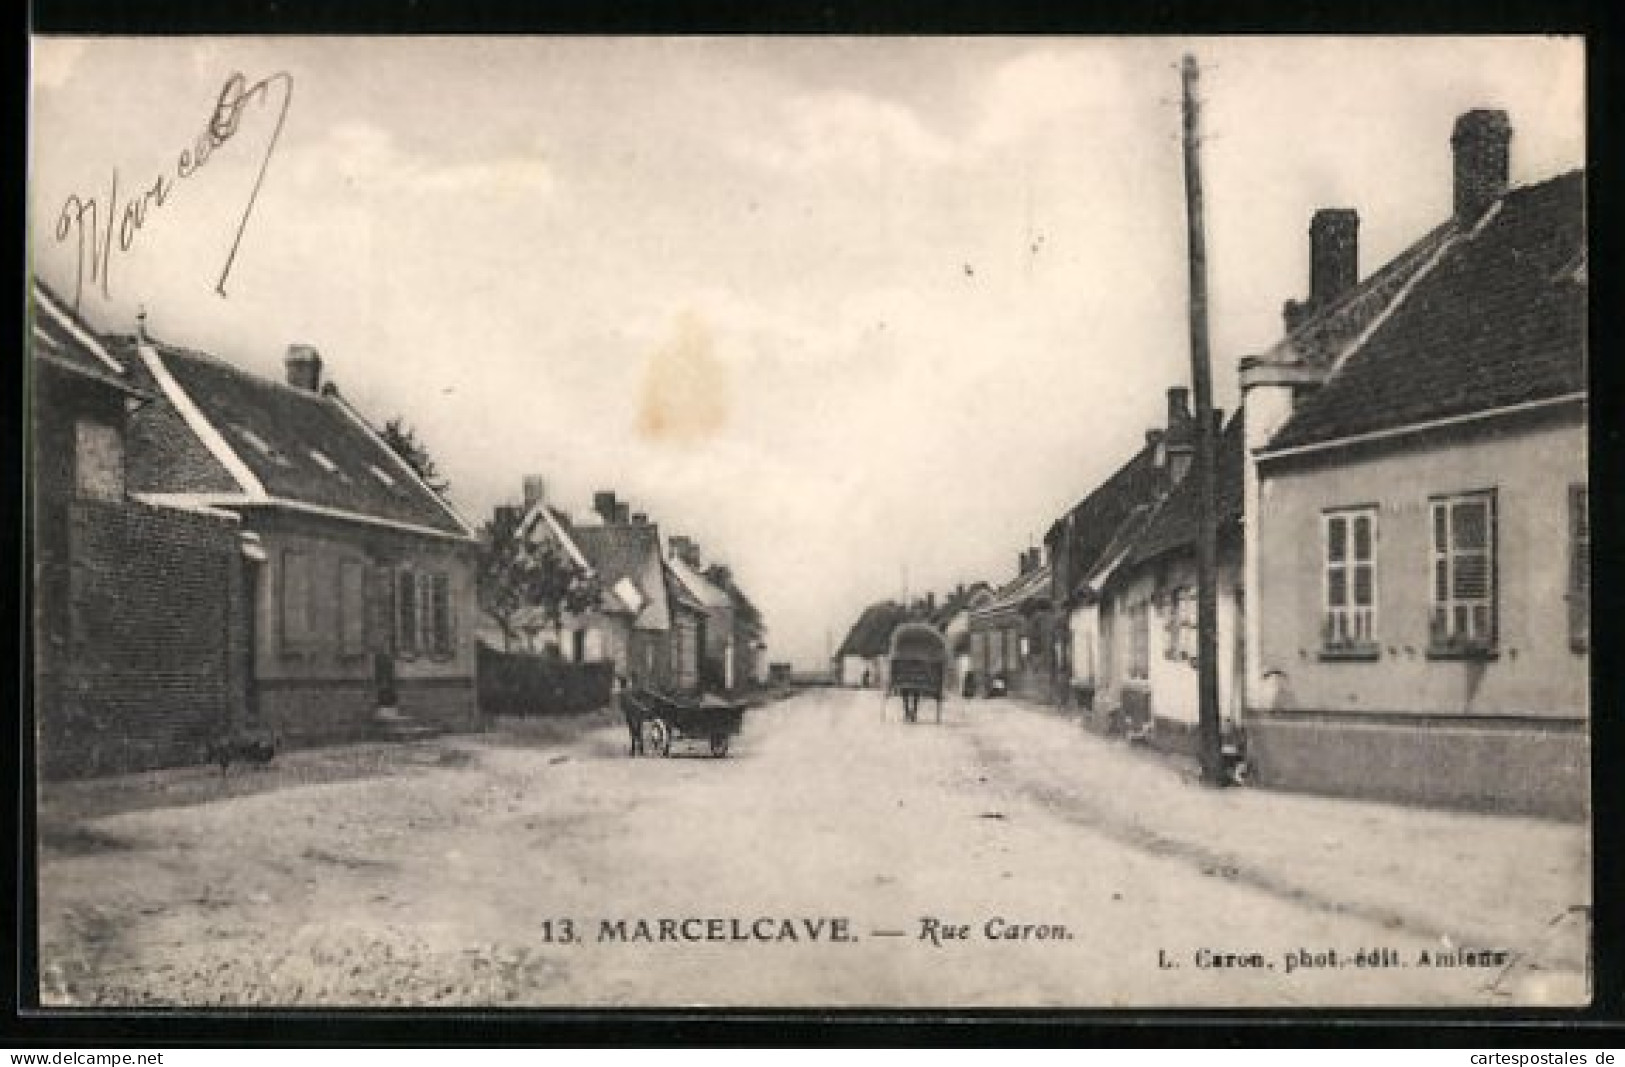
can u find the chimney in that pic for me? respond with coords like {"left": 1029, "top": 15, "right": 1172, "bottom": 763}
{"left": 670, "top": 535, "right": 691, "bottom": 561}
{"left": 925, "top": 592, "right": 936, "bottom": 613}
{"left": 592, "top": 491, "right": 617, "bottom": 523}
{"left": 522, "top": 475, "right": 548, "bottom": 508}
{"left": 1309, "top": 208, "right": 1359, "bottom": 309}
{"left": 493, "top": 504, "right": 520, "bottom": 533}
{"left": 1452, "top": 109, "right": 1511, "bottom": 225}
{"left": 1166, "top": 386, "right": 1191, "bottom": 428}
{"left": 285, "top": 345, "right": 322, "bottom": 392}
{"left": 631, "top": 512, "right": 648, "bottom": 526}
{"left": 1282, "top": 299, "right": 1310, "bottom": 334}
{"left": 612, "top": 502, "right": 631, "bottom": 525}
{"left": 709, "top": 564, "right": 732, "bottom": 588}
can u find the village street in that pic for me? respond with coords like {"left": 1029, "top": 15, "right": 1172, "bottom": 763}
{"left": 38, "top": 688, "right": 1589, "bottom": 1009}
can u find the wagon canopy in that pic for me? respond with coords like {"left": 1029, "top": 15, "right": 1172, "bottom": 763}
{"left": 888, "top": 622, "right": 948, "bottom": 664}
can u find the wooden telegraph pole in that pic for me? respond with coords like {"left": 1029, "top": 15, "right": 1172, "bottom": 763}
{"left": 1180, "top": 54, "right": 1226, "bottom": 786}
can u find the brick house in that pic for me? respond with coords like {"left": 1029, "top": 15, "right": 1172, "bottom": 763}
{"left": 967, "top": 549, "right": 1054, "bottom": 702}
{"left": 1241, "top": 110, "right": 1587, "bottom": 817}
{"left": 115, "top": 334, "right": 481, "bottom": 746}
{"left": 31, "top": 281, "right": 254, "bottom": 776}
{"left": 666, "top": 538, "right": 738, "bottom": 691}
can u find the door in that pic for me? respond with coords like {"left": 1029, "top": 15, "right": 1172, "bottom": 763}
{"left": 365, "top": 564, "right": 398, "bottom": 708}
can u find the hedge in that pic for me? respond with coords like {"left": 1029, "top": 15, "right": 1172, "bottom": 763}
{"left": 477, "top": 644, "right": 614, "bottom": 717}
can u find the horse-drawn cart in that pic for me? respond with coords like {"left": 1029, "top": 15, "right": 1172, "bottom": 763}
{"left": 620, "top": 687, "right": 746, "bottom": 758}
{"left": 887, "top": 622, "right": 948, "bottom": 723}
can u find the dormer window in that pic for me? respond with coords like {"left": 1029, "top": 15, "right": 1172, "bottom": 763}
{"left": 230, "top": 423, "right": 291, "bottom": 466}
{"left": 231, "top": 423, "right": 272, "bottom": 454}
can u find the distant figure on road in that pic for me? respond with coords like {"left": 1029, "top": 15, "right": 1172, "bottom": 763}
{"left": 861, "top": 668, "right": 871, "bottom": 689}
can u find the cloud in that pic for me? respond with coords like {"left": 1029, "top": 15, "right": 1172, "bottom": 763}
{"left": 31, "top": 39, "right": 87, "bottom": 91}
{"left": 733, "top": 88, "right": 955, "bottom": 173}
{"left": 287, "top": 121, "right": 558, "bottom": 201}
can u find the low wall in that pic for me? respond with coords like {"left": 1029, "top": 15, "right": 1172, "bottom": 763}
{"left": 42, "top": 499, "right": 244, "bottom": 779}
{"left": 1246, "top": 714, "right": 1589, "bottom": 821}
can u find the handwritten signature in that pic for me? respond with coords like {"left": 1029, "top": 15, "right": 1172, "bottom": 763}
{"left": 54, "top": 70, "right": 294, "bottom": 308}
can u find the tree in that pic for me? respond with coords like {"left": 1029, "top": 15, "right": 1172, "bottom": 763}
{"left": 380, "top": 417, "right": 449, "bottom": 495}
{"left": 477, "top": 507, "right": 600, "bottom": 653}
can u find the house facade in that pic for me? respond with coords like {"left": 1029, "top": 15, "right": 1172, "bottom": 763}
{"left": 967, "top": 550, "right": 1055, "bottom": 702}
{"left": 31, "top": 282, "right": 256, "bottom": 777}
{"left": 1241, "top": 111, "right": 1587, "bottom": 817}
{"left": 118, "top": 335, "right": 481, "bottom": 746}
{"left": 1046, "top": 390, "right": 1189, "bottom": 722}
{"left": 1095, "top": 412, "right": 1246, "bottom": 754}
{"left": 667, "top": 537, "right": 738, "bottom": 691}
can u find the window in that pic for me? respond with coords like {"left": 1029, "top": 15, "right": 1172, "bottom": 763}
{"left": 1164, "top": 587, "right": 1197, "bottom": 660}
{"left": 280, "top": 550, "right": 316, "bottom": 653}
{"left": 1570, "top": 484, "right": 1589, "bottom": 653}
{"left": 1126, "top": 601, "right": 1150, "bottom": 681}
{"left": 395, "top": 567, "right": 454, "bottom": 659}
{"left": 74, "top": 418, "right": 124, "bottom": 500}
{"left": 1430, "top": 491, "right": 1496, "bottom": 653}
{"left": 1323, "top": 507, "right": 1378, "bottom": 653}
{"left": 338, "top": 560, "right": 366, "bottom": 656}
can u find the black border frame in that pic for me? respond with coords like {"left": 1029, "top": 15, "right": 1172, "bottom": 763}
{"left": 9, "top": 0, "right": 1623, "bottom": 1047}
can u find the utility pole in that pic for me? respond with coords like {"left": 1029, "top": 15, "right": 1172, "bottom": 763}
{"left": 1180, "top": 53, "right": 1226, "bottom": 786}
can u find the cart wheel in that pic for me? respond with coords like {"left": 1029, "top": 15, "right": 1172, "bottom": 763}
{"left": 710, "top": 734, "right": 730, "bottom": 758}
{"left": 640, "top": 718, "right": 670, "bottom": 758}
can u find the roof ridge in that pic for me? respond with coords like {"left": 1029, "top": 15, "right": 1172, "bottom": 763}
{"left": 137, "top": 343, "right": 267, "bottom": 500}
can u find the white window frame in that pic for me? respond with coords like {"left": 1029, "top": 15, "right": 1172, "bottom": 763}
{"left": 1429, "top": 490, "right": 1497, "bottom": 653}
{"left": 1322, "top": 506, "right": 1379, "bottom": 653}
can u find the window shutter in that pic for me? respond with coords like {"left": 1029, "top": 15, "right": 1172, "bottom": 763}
{"left": 397, "top": 569, "right": 418, "bottom": 657}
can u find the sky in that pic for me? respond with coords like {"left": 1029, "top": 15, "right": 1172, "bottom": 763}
{"left": 28, "top": 36, "right": 1584, "bottom": 668}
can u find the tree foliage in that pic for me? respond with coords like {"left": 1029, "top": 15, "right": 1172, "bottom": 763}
{"left": 380, "top": 417, "right": 449, "bottom": 495}
{"left": 478, "top": 507, "right": 600, "bottom": 652}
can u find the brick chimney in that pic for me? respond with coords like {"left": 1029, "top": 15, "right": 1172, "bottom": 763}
{"left": 1452, "top": 109, "right": 1512, "bottom": 225}
{"left": 1309, "top": 208, "right": 1359, "bottom": 309}
{"left": 1166, "top": 386, "right": 1191, "bottom": 427}
{"left": 285, "top": 345, "right": 322, "bottom": 392}
{"left": 522, "top": 475, "right": 548, "bottom": 508}
{"left": 1165, "top": 387, "right": 1195, "bottom": 486}
{"left": 592, "top": 491, "right": 617, "bottom": 523}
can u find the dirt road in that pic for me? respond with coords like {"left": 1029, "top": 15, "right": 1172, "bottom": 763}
{"left": 37, "top": 688, "right": 1590, "bottom": 1008}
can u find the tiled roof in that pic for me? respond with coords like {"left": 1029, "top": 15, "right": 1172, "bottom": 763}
{"left": 30, "top": 281, "right": 148, "bottom": 397}
{"left": 1268, "top": 170, "right": 1585, "bottom": 451}
{"left": 928, "top": 582, "right": 992, "bottom": 627}
{"left": 837, "top": 601, "right": 910, "bottom": 658}
{"left": 572, "top": 523, "right": 672, "bottom": 632}
{"left": 117, "top": 338, "right": 472, "bottom": 537}
{"left": 707, "top": 567, "right": 765, "bottom": 634}
{"left": 1050, "top": 440, "right": 1169, "bottom": 604}
{"left": 1124, "top": 411, "right": 1245, "bottom": 568}
{"left": 667, "top": 555, "right": 734, "bottom": 610}
{"left": 664, "top": 561, "right": 709, "bottom": 615}
{"left": 971, "top": 562, "right": 1052, "bottom": 626}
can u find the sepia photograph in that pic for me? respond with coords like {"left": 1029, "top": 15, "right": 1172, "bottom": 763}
{"left": 26, "top": 34, "right": 1589, "bottom": 1011}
